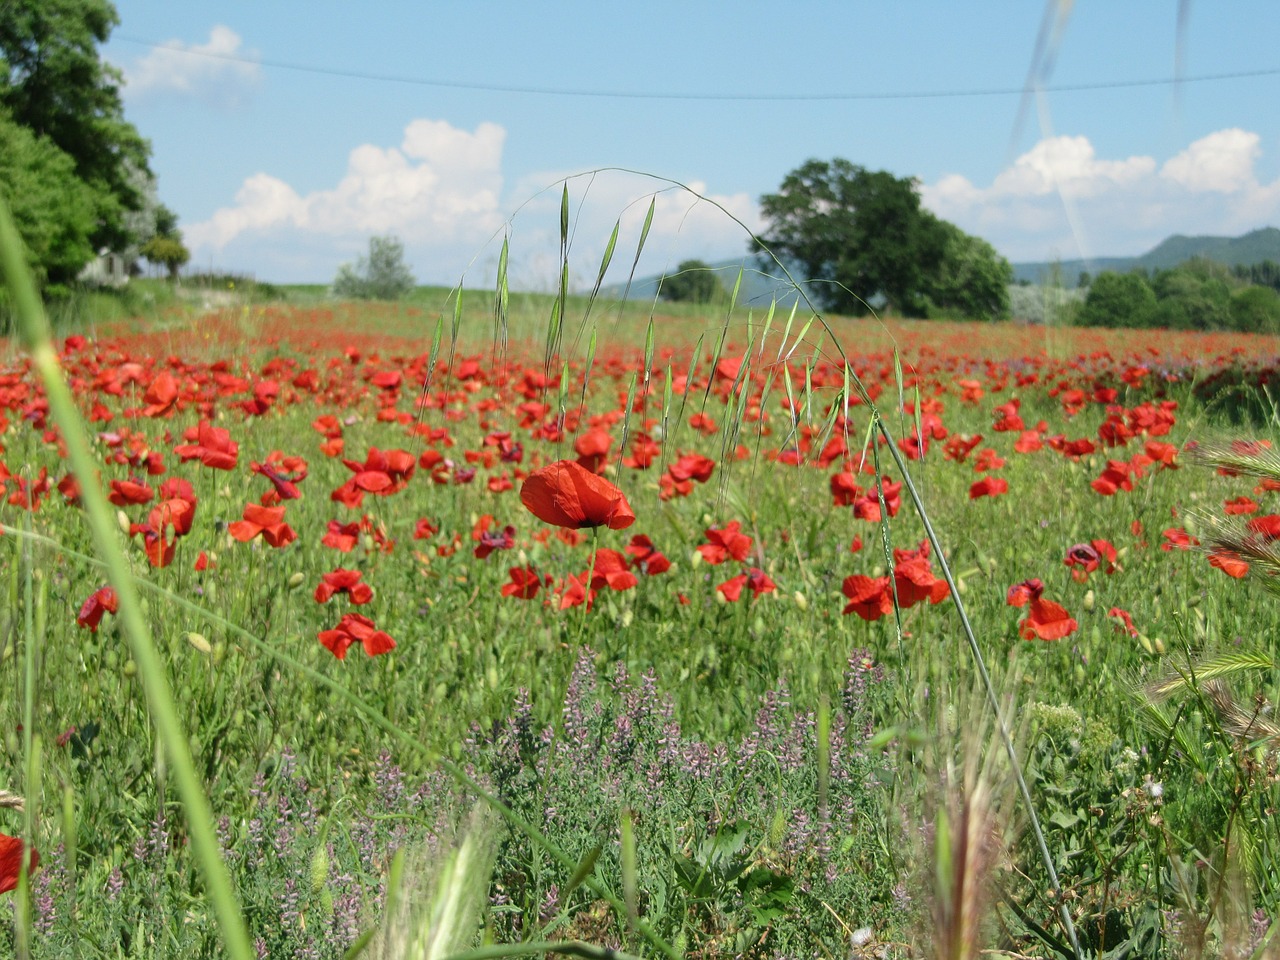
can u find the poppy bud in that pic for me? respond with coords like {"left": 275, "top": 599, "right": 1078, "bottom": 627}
{"left": 1186, "top": 593, "right": 1201, "bottom": 608}
{"left": 1139, "top": 634, "right": 1154, "bottom": 654}
{"left": 690, "top": 551, "right": 703, "bottom": 569}
{"left": 116, "top": 510, "right": 130, "bottom": 533}
{"left": 1083, "top": 590, "right": 1095, "bottom": 612}
{"left": 620, "top": 609, "right": 634, "bottom": 629}
{"left": 310, "top": 842, "right": 329, "bottom": 894}
{"left": 1153, "top": 636, "right": 1166, "bottom": 655}
{"left": 212, "top": 641, "right": 227, "bottom": 667}
{"left": 955, "top": 578, "right": 967, "bottom": 595}
{"left": 122, "top": 659, "right": 137, "bottom": 678}
{"left": 793, "top": 591, "right": 808, "bottom": 610}
{"left": 185, "top": 632, "right": 211, "bottom": 655}
{"left": 287, "top": 572, "right": 306, "bottom": 590}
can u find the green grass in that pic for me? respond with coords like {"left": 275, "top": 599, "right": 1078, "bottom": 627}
{"left": 4, "top": 246, "right": 1280, "bottom": 956}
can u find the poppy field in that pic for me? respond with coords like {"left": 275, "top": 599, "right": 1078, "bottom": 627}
{"left": 3, "top": 286, "right": 1280, "bottom": 959}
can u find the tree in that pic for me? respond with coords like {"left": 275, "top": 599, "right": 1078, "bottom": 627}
{"left": 332, "top": 236, "right": 416, "bottom": 300}
{"left": 0, "top": 110, "right": 99, "bottom": 289}
{"left": 139, "top": 203, "right": 189, "bottom": 281}
{"left": 754, "top": 158, "right": 948, "bottom": 316}
{"left": 0, "top": 0, "right": 151, "bottom": 255}
{"left": 1151, "top": 266, "right": 1232, "bottom": 330}
{"left": 1075, "top": 271, "right": 1156, "bottom": 328}
{"left": 1230, "top": 285, "right": 1280, "bottom": 334}
{"left": 924, "top": 221, "right": 1013, "bottom": 321}
{"left": 659, "top": 259, "right": 722, "bottom": 304}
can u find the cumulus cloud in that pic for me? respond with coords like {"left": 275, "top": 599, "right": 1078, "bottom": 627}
{"left": 1161, "top": 128, "right": 1261, "bottom": 193}
{"left": 186, "top": 119, "right": 508, "bottom": 262}
{"left": 190, "top": 125, "right": 766, "bottom": 286}
{"left": 921, "top": 128, "right": 1280, "bottom": 262}
{"left": 123, "top": 25, "right": 261, "bottom": 107}
{"left": 502, "top": 170, "right": 765, "bottom": 291}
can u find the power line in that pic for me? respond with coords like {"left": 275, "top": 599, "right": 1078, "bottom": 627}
{"left": 114, "top": 35, "right": 1280, "bottom": 102}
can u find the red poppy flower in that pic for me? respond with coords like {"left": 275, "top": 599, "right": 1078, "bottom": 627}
{"left": 842, "top": 575, "right": 892, "bottom": 621}
{"left": 0, "top": 832, "right": 38, "bottom": 893}
{"left": 520, "top": 460, "right": 635, "bottom": 530}
{"left": 968, "top": 476, "right": 1008, "bottom": 500}
{"left": 501, "top": 566, "right": 544, "bottom": 600}
{"left": 1006, "top": 578, "right": 1045, "bottom": 607}
{"left": 829, "top": 472, "right": 863, "bottom": 507}
{"left": 1208, "top": 551, "right": 1249, "bottom": 579}
{"left": 472, "top": 517, "right": 516, "bottom": 559}
{"left": 697, "top": 521, "right": 753, "bottom": 565}
{"left": 142, "top": 371, "right": 179, "bottom": 417}
{"left": 174, "top": 421, "right": 239, "bottom": 470}
{"left": 1246, "top": 515, "right": 1280, "bottom": 541}
{"left": 108, "top": 478, "right": 154, "bottom": 506}
{"left": 669, "top": 453, "right": 715, "bottom": 484}
{"left": 314, "top": 568, "right": 373, "bottom": 605}
{"left": 573, "top": 427, "right": 613, "bottom": 474}
{"left": 1063, "top": 540, "right": 1117, "bottom": 581}
{"left": 1019, "top": 598, "right": 1078, "bottom": 641}
{"left": 250, "top": 454, "right": 308, "bottom": 501}
{"left": 318, "top": 613, "right": 396, "bottom": 660}
{"left": 77, "top": 586, "right": 118, "bottom": 632}
{"left": 228, "top": 503, "right": 297, "bottom": 548}
{"left": 1108, "top": 607, "right": 1139, "bottom": 637}
{"left": 588, "top": 549, "right": 638, "bottom": 592}
{"left": 718, "top": 567, "right": 777, "bottom": 602}
{"left": 626, "top": 534, "right": 671, "bottom": 575}
{"left": 322, "top": 519, "right": 360, "bottom": 552}
{"left": 972, "top": 448, "right": 1005, "bottom": 472}
{"left": 413, "top": 518, "right": 439, "bottom": 540}
{"left": 1160, "top": 527, "right": 1199, "bottom": 551}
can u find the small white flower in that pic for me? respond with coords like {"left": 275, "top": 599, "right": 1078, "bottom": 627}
{"left": 851, "top": 926, "right": 873, "bottom": 947}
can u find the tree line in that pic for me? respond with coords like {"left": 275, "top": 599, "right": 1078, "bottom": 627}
{"left": 1074, "top": 258, "right": 1280, "bottom": 333}
{"left": 0, "top": 0, "right": 188, "bottom": 294}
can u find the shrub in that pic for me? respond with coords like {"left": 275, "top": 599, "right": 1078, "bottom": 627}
{"left": 1075, "top": 271, "right": 1156, "bottom": 328}
{"left": 332, "top": 235, "right": 416, "bottom": 301}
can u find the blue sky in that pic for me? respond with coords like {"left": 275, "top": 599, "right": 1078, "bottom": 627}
{"left": 103, "top": 1, "right": 1280, "bottom": 288}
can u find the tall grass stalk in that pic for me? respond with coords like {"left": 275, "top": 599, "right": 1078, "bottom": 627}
{"left": 0, "top": 196, "right": 256, "bottom": 960}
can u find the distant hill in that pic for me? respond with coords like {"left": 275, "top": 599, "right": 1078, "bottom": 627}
{"left": 604, "top": 257, "right": 817, "bottom": 309}
{"left": 609, "top": 227, "right": 1280, "bottom": 305}
{"left": 1011, "top": 227, "right": 1280, "bottom": 286}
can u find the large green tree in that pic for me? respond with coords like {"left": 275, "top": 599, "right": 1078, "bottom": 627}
{"left": 754, "top": 158, "right": 950, "bottom": 316}
{"left": 0, "top": 0, "right": 151, "bottom": 265}
{"left": 924, "top": 221, "right": 1013, "bottom": 321}
{"left": 0, "top": 110, "right": 99, "bottom": 289}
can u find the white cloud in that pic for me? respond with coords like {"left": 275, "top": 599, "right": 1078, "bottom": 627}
{"left": 191, "top": 129, "right": 766, "bottom": 286}
{"left": 1160, "top": 128, "right": 1260, "bottom": 193}
{"left": 123, "top": 26, "right": 261, "bottom": 107}
{"left": 921, "top": 128, "right": 1280, "bottom": 262}
{"left": 186, "top": 119, "right": 508, "bottom": 264}
{"left": 502, "top": 170, "right": 765, "bottom": 291}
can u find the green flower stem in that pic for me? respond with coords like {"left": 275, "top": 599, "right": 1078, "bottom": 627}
{"left": 0, "top": 197, "right": 255, "bottom": 960}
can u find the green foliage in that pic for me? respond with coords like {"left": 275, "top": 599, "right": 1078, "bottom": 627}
{"left": 755, "top": 157, "right": 947, "bottom": 316}
{"left": 0, "top": 0, "right": 151, "bottom": 253}
{"left": 1229, "top": 284, "right": 1280, "bottom": 334}
{"left": 658, "top": 259, "right": 722, "bottom": 304}
{"left": 924, "top": 221, "right": 1013, "bottom": 321}
{"left": 140, "top": 234, "right": 189, "bottom": 281}
{"left": 332, "top": 235, "right": 417, "bottom": 301}
{"left": 755, "top": 157, "right": 1010, "bottom": 320}
{"left": 1075, "top": 270, "right": 1157, "bottom": 328}
{"left": 0, "top": 111, "right": 98, "bottom": 288}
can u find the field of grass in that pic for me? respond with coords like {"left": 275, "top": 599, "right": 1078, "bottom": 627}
{"left": 3, "top": 269, "right": 1280, "bottom": 959}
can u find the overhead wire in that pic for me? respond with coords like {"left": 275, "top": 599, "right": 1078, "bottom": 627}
{"left": 112, "top": 35, "right": 1280, "bottom": 102}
